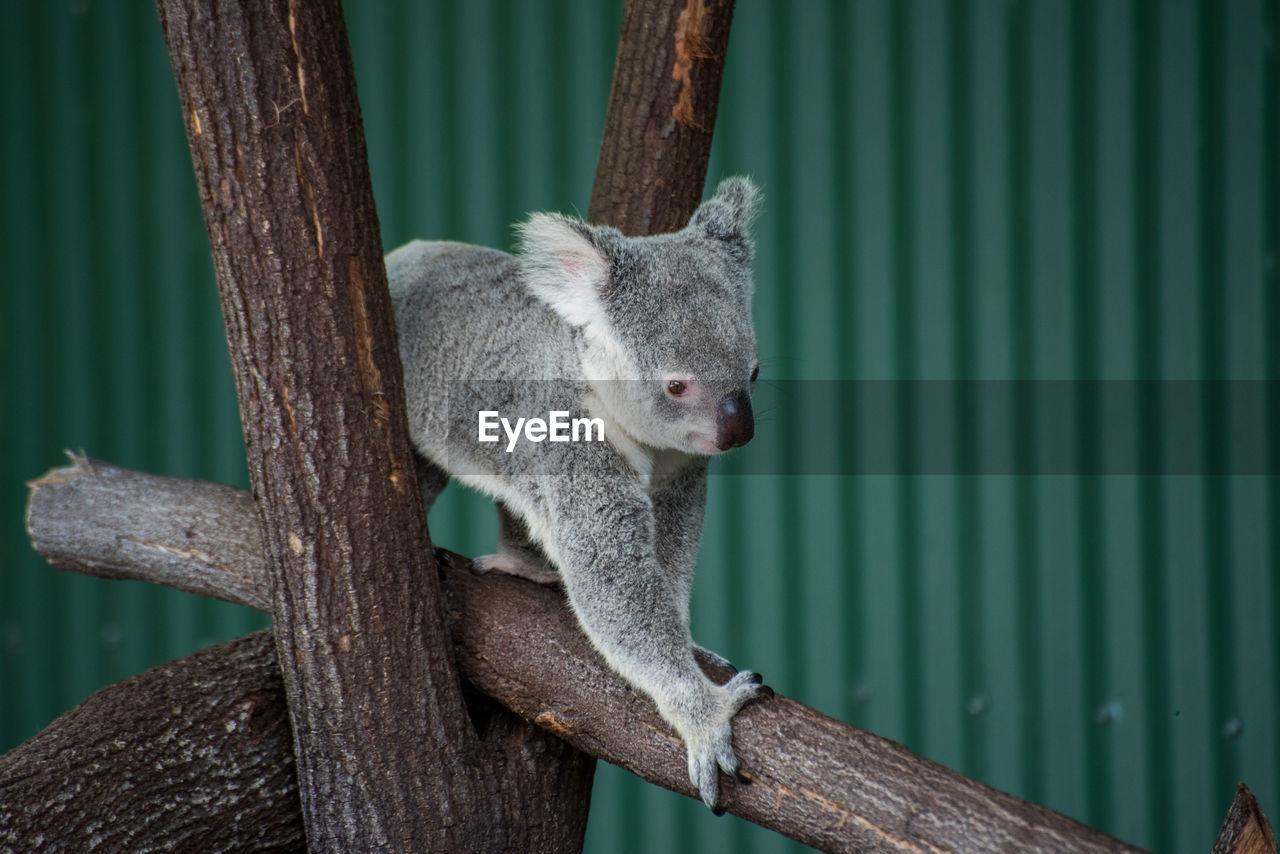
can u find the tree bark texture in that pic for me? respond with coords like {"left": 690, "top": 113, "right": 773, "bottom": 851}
{"left": 589, "top": 0, "right": 737, "bottom": 234}
{"left": 156, "top": 1, "right": 591, "bottom": 849}
{"left": 0, "top": 630, "right": 303, "bottom": 854}
{"left": 1214, "top": 784, "right": 1278, "bottom": 854}
{"left": 0, "top": 619, "right": 594, "bottom": 854}
{"left": 22, "top": 459, "right": 1149, "bottom": 854}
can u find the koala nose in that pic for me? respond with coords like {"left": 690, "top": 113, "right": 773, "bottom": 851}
{"left": 715, "top": 391, "right": 754, "bottom": 450}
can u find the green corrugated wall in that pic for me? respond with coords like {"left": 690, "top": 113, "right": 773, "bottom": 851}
{"left": 2, "top": 2, "right": 1276, "bottom": 852}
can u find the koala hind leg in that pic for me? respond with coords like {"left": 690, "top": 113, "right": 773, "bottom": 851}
{"left": 472, "top": 502, "right": 561, "bottom": 586}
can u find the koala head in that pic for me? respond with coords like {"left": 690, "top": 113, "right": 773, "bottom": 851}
{"left": 519, "top": 177, "right": 762, "bottom": 455}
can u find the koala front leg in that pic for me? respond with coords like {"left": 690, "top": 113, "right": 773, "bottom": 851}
{"left": 650, "top": 457, "right": 734, "bottom": 672}
{"left": 542, "top": 475, "right": 768, "bottom": 811}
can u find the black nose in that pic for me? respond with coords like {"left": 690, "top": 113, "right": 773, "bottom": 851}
{"left": 715, "top": 391, "right": 754, "bottom": 450}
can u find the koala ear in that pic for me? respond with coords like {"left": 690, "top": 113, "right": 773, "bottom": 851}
{"left": 688, "top": 176, "right": 763, "bottom": 255}
{"left": 517, "top": 213, "right": 616, "bottom": 328}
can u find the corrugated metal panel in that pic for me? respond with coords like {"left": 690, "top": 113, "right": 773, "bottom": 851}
{"left": 0, "top": 0, "right": 267, "bottom": 754}
{"left": 2, "top": 2, "right": 1276, "bottom": 853}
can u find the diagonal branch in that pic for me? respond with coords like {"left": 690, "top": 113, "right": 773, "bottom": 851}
{"left": 590, "top": 0, "right": 737, "bottom": 234}
{"left": 22, "top": 458, "right": 1147, "bottom": 854}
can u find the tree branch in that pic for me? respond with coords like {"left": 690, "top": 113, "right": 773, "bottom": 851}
{"left": 1213, "top": 784, "right": 1278, "bottom": 854}
{"left": 23, "top": 458, "right": 1146, "bottom": 854}
{"left": 589, "top": 0, "right": 737, "bottom": 234}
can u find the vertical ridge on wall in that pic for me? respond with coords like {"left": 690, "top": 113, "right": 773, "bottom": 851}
{"left": 1069, "top": 0, "right": 1110, "bottom": 831}
{"left": 792, "top": 0, "right": 847, "bottom": 725}
{"left": 546, "top": 0, "right": 577, "bottom": 213}
{"left": 492, "top": 3, "right": 520, "bottom": 229}
{"left": 888, "top": 0, "right": 924, "bottom": 756}
{"left": 827, "top": 0, "right": 863, "bottom": 739}
{"left": 1195, "top": 0, "right": 1238, "bottom": 816}
{"left": 1266, "top": 0, "right": 1280, "bottom": 830}
{"left": 1005, "top": 0, "right": 1045, "bottom": 808}
{"left": 948, "top": 0, "right": 986, "bottom": 784}
{"left": 764, "top": 1, "right": 805, "bottom": 709}
{"left": 1096, "top": 5, "right": 1147, "bottom": 839}
{"left": 1, "top": 0, "right": 48, "bottom": 746}
{"left": 970, "top": 0, "right": 1020, "bottom": 799}
{"left": 914, "top": 0, "right": 961, "bottom": 767}
{"left": 847, "top": 0, "right": 899, "bottom": 746}
{"left": 1132, "top": 2, "right": 1174, "bottom": 850}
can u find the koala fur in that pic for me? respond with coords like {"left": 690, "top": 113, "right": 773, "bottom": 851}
{"left": 387, "top": 177, "right": 769, "bottom": 811}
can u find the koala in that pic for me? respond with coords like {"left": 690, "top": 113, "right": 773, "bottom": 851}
{"left": 387, "top": 177, "right": 770, "bottom": 812}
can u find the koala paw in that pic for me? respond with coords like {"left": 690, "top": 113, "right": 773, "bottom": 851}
{"left": 471, "top": 553, "right": 562, "bottom": 586}
{"left": 677, "top": 669, "right": 772, "bottom": 812}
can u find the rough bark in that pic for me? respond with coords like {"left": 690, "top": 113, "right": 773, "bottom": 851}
{"left": 589, "top": 0, "right": 737, "bottom": 234}
{"left": 155, "top": 0, "right": 591, "bottom": 849}
{"left": 1214, "top": 784, "right": 1278, "bottom": 854}
{"left": 0, "top": 623, "right": 592, "bottom": 854}
{"left": 26, "top": 456, "right": 271, "bottom": 612}
{"left": 0, "top": 630, "right": 303, "bottom": 854}
{"left": 22, "top": 459, "right": 1149, "bottom": 854}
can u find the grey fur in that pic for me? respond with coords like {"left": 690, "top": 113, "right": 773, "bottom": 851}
{"left": 388, "top": 177, "right": 768, "bottom": 810}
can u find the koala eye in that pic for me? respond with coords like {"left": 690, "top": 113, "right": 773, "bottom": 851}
{"left": 666, "top": 379, "right": 687, "bottom": 397}
{"left": 750, "top": 364, "right": 760, "bottom": 384}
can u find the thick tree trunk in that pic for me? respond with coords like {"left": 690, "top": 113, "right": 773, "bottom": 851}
{"left": 0, "top": 618, "right": 592, "bottom": 854}
{"left": 0, "top": 630, "right": 302, "bottom": 853}
{"left": 589, "top": 0, "right": 737, "bottom": 234}
{"left": 21, "top": 459, "right": 1149, "bottom": 854}
{"left": 155, "top": 1, "right": 592, "bottom": 849}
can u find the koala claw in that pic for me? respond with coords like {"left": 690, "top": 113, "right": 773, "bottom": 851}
{"left": 683, "top": 669, "right": 771, "bottom": 811}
